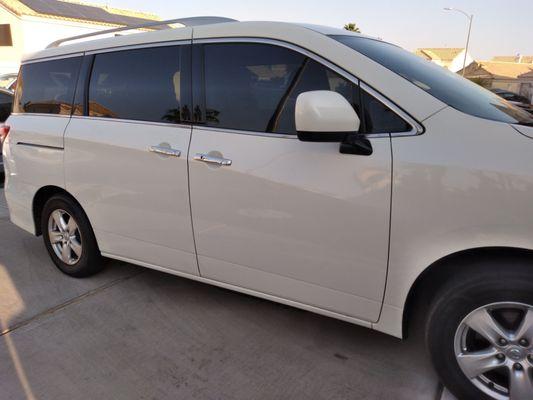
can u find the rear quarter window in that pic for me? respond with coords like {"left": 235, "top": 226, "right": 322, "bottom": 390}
{"left": 14, "top": 56, "right": 82, "bottom": 115}
{"left": 88, "top": 46, "right": 185, "bottom": 124}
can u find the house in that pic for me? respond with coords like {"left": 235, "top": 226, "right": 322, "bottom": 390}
{"left": 0, "top": 0, "right": 163, "bottom": 74}
{"left": 415, "top": 47, "right": 474, "bottom": 72}
{"left": 460, "top": 60, "right": 533, "bottom": 102}
{"left": 492, "top": 55, "right": 533, "bottom": 64}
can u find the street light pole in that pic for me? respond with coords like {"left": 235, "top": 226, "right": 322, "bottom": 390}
{"left": 444, "top": 7, "right": 474, "bottom": 76}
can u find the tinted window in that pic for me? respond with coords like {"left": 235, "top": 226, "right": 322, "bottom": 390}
{"left": 14, "top": 57, "right": 82, "bottom": 115}
{"left": 504, "top": 93, "right": 529, "bottom": 104}
{"left": 203, "top": 43, "right": 409, "bottom": 134}
{"left": 273, "top": 59, "right": 359, "bottom": 133}
{"left": 362, "top": 91, "right": 410, "bottom": 133}
{"left": 89, "top": 46, "right": 186, "bottom": 123}
{"left": 0, "top": 91, "right": 12, "bottom": 122}
{"left": 331, "top": 35, "right": 533, "bottom": 126}
{"left": 0, "top": 92, "right": 12, "bottom": 104}
{"left": 274, "top": 59, "right": 409, "bottom": 134}
{"left": 203, "top": 43, "right": 306, "bottom": 132}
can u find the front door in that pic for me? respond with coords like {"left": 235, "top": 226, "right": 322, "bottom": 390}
{"left": 188, "top": 41, "right": 408, "bottom": 322}
{"left": 65, "top": 40, "right": 198, "bottom": 275}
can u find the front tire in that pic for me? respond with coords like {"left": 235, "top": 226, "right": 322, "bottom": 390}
{"left": 41, "top": 194, "right": 103, "bottom": 277}
{"left": 426, "top": 260, "right": 533, "bottom": 400}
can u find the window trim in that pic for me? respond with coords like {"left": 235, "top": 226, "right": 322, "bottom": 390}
{"left": 201, "top": 125, "right": 299, "bottom": 140}
{"left": 21, "top": 52, "right": 85, "bottom": 65}
{"left": 84, "top": 39, "right": 191, "bottom": 55}
{"left": 70, "top": 54, "right": 94, "bottom": 117}
{"left": 70, "top": 114, "right": 192, "bottom": 130}
{"left": 193, "top": 37, "right": 424, "bottom": 138}
{"left": 10, "top": 112, "right": 71, "bottom": 119}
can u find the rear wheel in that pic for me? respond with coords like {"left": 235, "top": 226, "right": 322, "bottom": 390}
{"left": 41, "top": 195, "right": 103, "bottom": 277}
{"left": 426, "top": 261, "right": 533, "bottom": 400}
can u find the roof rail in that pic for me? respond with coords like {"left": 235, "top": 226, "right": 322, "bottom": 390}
{"left": 46, "top": 16, "right": 237, "bottom": 49}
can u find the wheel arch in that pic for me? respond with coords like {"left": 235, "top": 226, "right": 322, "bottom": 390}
{"left": 402, "top": 246, "right": 533, "bottom": 338}
{"left": 32, "top": 185, "right": 86, "bottom": 236}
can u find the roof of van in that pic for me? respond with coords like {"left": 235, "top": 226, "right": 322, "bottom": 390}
{"left": 22, "top": 20, "right": 369, "bottom": 63}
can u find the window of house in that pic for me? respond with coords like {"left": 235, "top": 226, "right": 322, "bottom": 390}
{"left": 0, "top": 25, "right": 12, "bottom": 46}
{"left": 88, "top": 46, "right": 186, "bottom": 123}
{"left": 14, "top": 56, "right": 82, "bottom": 115}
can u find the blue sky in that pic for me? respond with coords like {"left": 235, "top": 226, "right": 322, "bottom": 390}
{"left": 103, "top": 0, "right": 532, "bottom": 60}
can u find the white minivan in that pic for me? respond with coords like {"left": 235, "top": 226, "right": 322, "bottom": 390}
{"left": 2, "top": 17, "right": 533, "bottom": 400}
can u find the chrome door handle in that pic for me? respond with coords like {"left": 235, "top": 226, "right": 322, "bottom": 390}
{"left": 194, "top": 153, "right": 232, "bottom": 166}
{"left": 149, "top": 146, "right": 181, "bottom": 157}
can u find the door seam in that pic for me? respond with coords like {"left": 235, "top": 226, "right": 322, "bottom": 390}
{"left": 376, "top": 134, "right": 394, "bottom": 323}
{"left": 186, "top": 125, "right": 201, "bottom": 276}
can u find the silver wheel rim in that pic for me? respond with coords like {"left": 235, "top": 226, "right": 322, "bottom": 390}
{"left": 48, "top": 209, "right": 82, "bottom": 265}
{"left": 454, "top": 302, "right": 533, "bottom": 400}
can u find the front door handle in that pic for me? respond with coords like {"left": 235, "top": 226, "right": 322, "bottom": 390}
{"left": 194, "top": 153, "right": 232, "bottom": 166}
{"left": 149, "top": 146, "right": 181, "bottom": 157}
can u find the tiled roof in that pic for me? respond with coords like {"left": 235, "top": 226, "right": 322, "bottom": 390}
{"left": 492, "top": 55, "right": 533, "bottom": 64}
{"left": 463, "top": 61, "right": 533, "bottom": 79}
{"left": 0, "top": 0, "right": 162, "bottom": 27}
{"left": 415, "top": 48, "right": 464, "bottom": 62}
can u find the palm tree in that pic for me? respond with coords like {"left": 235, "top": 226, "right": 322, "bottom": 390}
{"left": 344, "top": 23, "right": 361, "bottom": 33}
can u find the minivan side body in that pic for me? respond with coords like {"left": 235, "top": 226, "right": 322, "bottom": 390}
{"left": 5, "top": 20, "right": 533, "bottom": 400}
{"left": 4, "top": 21, "right": 533, "bottom": 338}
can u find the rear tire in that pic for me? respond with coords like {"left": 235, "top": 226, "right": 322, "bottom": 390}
{"left": 426, "top": 259, "right": 533, "bottom": 400}
{"left": 41, "top": 194, "right": 103, "bottom": 277}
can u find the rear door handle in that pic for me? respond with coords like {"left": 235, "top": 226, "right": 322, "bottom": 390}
{"left": 149, "top": 146, "right": 181, "bottom": 157}
{"left": 194, "top": 153, "right": 232, "bottom": 166}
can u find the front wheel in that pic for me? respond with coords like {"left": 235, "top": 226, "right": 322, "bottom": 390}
{"left": 426, "top": 261, "right": 533, "bottom": 400}
{"left": 41, "top": 194, "right": 103, "bottom": 277}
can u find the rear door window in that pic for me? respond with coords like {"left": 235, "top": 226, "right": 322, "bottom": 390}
{"left": 14, "top": 56, "right": 82, "bottom": 115}
{"left": 88, "top": 46, "right": 188, "bottom": 124}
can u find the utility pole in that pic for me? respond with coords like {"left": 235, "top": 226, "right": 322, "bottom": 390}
{"left": 444, "top": 7, "right": 474, "bottom": 76}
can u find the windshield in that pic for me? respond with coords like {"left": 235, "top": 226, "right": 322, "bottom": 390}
{"left": 331, "top": 35, "right": 533, "bottom": 127}
{"left": 0, "top": 73, "right": 17, "bottom": 89}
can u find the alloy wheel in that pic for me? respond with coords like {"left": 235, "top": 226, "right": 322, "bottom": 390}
{"left": 48, "top": 209, "right": 83, "bottom": 265}
{"left": 454, "top": 302, "right": 533, "bottom": 400}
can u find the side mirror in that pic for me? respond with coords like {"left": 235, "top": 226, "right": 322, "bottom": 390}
{"left": 295, "top": 91, "right": 360, "bottom": 142}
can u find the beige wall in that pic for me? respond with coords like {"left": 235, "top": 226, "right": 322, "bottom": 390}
{"left": 0, "top": 6, "right": 24, "bottom": 73}
{"left": 491, "top": 79, "right": 533, "bottom": 102}
{"left": 521, "top": 83, "right": 532, "bottom": 102}
{"left": 491, "top": 80, "right": 522, "bottom": 93}
{"left": 19, "top": 15, "right": 106, "bottom": 55}
{"left": 0, "top": 7, "right": 149, "bottom": 74}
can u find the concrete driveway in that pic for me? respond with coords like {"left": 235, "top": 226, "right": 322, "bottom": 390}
{"left": 0, "top": 188, "right": 451, "bottom": 400}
